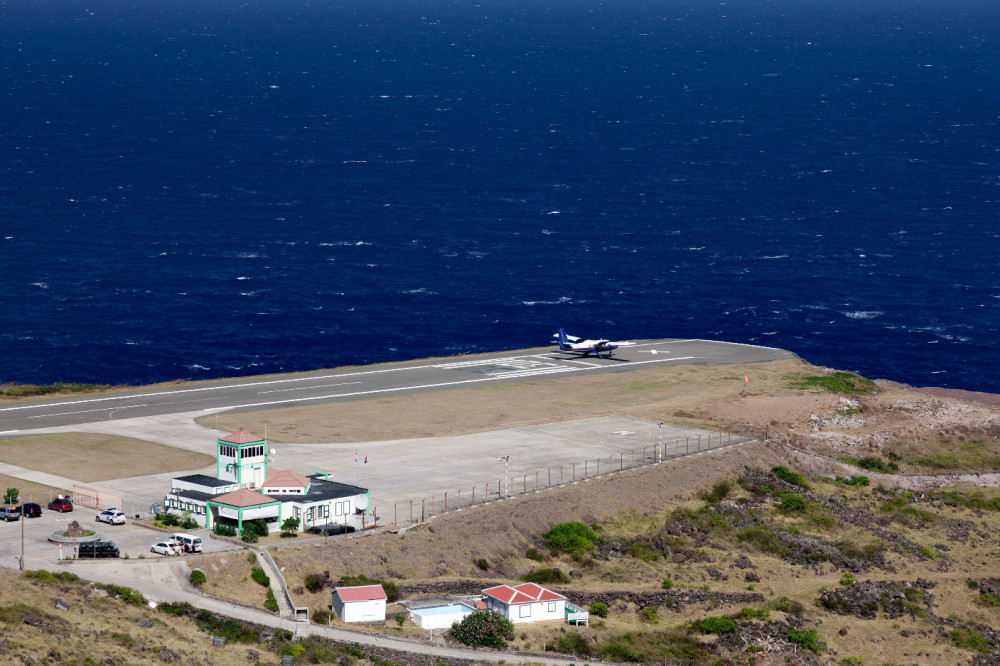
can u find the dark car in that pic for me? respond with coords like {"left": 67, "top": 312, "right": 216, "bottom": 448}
{"left": 78, "top": 541, "right": 120, "bottom": 559}
{"left": 18, "top": 503, "right": 41, "bottom": 518}
{"left": 48, "top": 498, "right": 73, "bottom": 512}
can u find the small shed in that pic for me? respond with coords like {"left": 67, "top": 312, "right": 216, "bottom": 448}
{"left": 331, "top": 584, "right": 387, "bottom": 623}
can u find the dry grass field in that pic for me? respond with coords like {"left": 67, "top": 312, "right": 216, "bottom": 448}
{"left": 0, "top": 473, "right": 68, "bottom": 505}
{"left": 0, "top": 433, "right": 214, "bottom": 482}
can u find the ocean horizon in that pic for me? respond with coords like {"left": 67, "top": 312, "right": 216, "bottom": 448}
{"left": 3, "top": 0, "right": 999, "bottom": 392}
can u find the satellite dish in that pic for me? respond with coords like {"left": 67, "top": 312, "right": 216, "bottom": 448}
{"left": 269, "top": 448, "right": 276, "bottom": 456}
{"left": 356, "top": 495, "right": 369, "bottom": 510}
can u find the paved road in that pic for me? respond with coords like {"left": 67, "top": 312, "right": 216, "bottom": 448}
{"left": 0, "top": 339, "right": 794, "bottom": 433}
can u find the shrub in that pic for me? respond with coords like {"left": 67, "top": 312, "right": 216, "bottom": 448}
{"left": 214, "top": 524, "right": 237, "bottom": 537}
{"left": 189, "top": 570, "right": 206, "bottom": 587}
{"left": 840, "top": 572, "right": 856, "bottom": 586}
{"left": 588, "top": 602, "right": 608, "bottom": 618}
{"left": 736, "top": 607, "right": 770, "bottom": 620}
{"left": 698, "top": 616, "right": 736, "bottom": 634}
{"left": 777, "top": 492, "right": 807, "bottom": 513}
{"left": 96, "top": 584, "right": 147, "bottom": 607}
{"left": 474, "top": 558, "right": 489, "bottom": 571}
{"left": 642, "top": 606, "right": 659, "bottom": 623}
{"left": 241, "top": 530, "right": 259, "bottom": 544}
{"left": 281, "top": 517, "right": 301, "bottom": 535}
{"left": 525, "top": 548, "right": 544, "bottom": 561}
{"left": 312, "top": 609, "right": 332, "bottom": 623}
{"left": 251, "top": 567, "right": 270, "bottom": 587}
{"left": 697, "top": 479, "right": 732, "bottom": 504}
{"left": 264, "top": 589, "right": 279, "bottom": 612}
{"left": 661, "top": 577, "right": 675, "bottom": 590}
{"left": 835, "top": 475, "right": 870, "bottom": 487}
{"left": 977, "top": 593, "right": 1000, "bottom": 607}
{"left": 788, "top": 628, "right": 821, "bottom": 652}
{"left": 787, "top": 371, "right": 876, "bottom": 395}
{"left": 599, "top": 641, "right": 643, "bottom": 661}
{"left": 851, "top": 456, "right": 898, "bottom": 474}
{"left": 769, "top": 596, "right": 804, "bottom": 615}
{"left": 771, "top": 465, "right": 809, "bottom": 488}
{"left": 951, "top": 628, "right": 993, "bottom": 653}
{"left": 448, "top": 610, "right": 513, "bottom": 650}
{"left": 156, "top": 512, "right": 180, "bottom": 527}
{"left": 542, "top": 522, "right": 596, "bottom": 557}
{"left": 520, "top": 568, "right": 568, "bottom": 585}
{"left": 304, "top": 573, "right": 326, "bottom": 593}
{"left": 180, "top": 516, "right": 198, "bottom": 530}
{"left": 627, "top": 540, "right": 659, "bottom": 562}
{"left": 547, "top": 631, "right": 591, "bottom": 656}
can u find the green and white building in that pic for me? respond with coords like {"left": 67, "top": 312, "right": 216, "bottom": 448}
{"left": 163, "top": 428, "right": 370, "bottom": 536}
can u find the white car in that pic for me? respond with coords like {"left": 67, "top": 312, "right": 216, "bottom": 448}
{"left": 96, "top": 510, "right": 126, "bottom": 525}
{"left": 150, "top": 542, "right": 178, "bottom": 556}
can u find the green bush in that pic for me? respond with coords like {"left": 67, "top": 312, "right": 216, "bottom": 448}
{"left": 520, "top": 568, "right": 568, "bottom": 585}
{"left": 771, "top": 465, "right": 809, "bottom": 488}
{"left": 777, "top": 492, "right": 807, "bottom": 513}
{"left": 951, "top": 628, "right": 993, "bottom": 653}
{"left": 788, "top": 628, "right": 821, "bottom": 652}
{"left": 241, "top": 530, "right": 259, "bottom": 543}
{"left": 627, "top": 540, "right": 660, "bottom": 562}
{"left": 304, "top": 573, "right": 326, "bottom": 593}
{"left": 599, "top": 641, "right": 643, "bottom": 661}
{"left": 264, "top": 589, "right": 279, "bottom": 612}
{"left": 542, "top": 521, "right": 597, "bottom": 557}
{"left": 840, "top": 572, "right": 856, "bottom": 586}
{"left": 474, "top": 558, "right": 489, "bottom": 571}
{"left": 312, "top": 609, "right": 332, "bottom": 624}
{"left": 546, "top": 631, "right": 591, "bottom": 656}
{"left": 180, "top": 516, "right": 198, "bottom": 530}
{"left": 697, "top": 479, "right": 732, "bottom": 504}
{"left": 156, "top": 512, "right": 180, "bottom": 527}
{"left": 189, "top": 570, "right": 206, "bottom": 587}
{"left": 641, "top": 607, "right": 659, "bottom": 623}
{"left": 448, "top": 610, "right": 513, "bottom": 650}
{"left": 661, "top": 577, "right": 675, "bottom": 590}
{"left": 525, "top": 548, "right": 544, "bottom": 561}
{"left": 588, "top": 602, "right": 608, "bottom": 618}
{"left": 96, "top": 583, "right": 147, "bottom": 606}
{"left": 214, "top": 524, "right": 237, "bottom": 537}
{"left": 835, "top": 475, "right": 870, "bottom": 487}
{"left": 850, "top": 456, "right": 898, "bottom": 474}
{"left": 787, "top": 371, "right": 876, "bottom": 395}
{"left": 736, "top": 607, "right": 770, "bottom": 620}
{"left": 698, "top": 616, "right": 736, "bottom": 634}
{"left": 251, "top": 567, "right": 270, "bottom": 587}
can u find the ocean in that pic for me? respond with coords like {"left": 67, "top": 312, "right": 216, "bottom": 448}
{"left": 2, "top": 0, "right": 999, "bottom": 391}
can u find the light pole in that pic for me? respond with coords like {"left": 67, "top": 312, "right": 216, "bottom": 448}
{"left": 658, "top": 423, "right": 663, "bottom": 463}
{"left": 498, "top": 456, "right": 510, "bottom": 499}
{"left": 19, "top": 494, "right": 24, "bottom": 570}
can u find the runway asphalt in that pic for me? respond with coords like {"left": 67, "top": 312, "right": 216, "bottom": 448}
{"left": 0, "top": 338, "right": 795, "bottom": 433}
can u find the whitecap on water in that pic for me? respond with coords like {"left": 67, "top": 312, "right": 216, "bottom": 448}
{"left": 31, "top": 282, "right": 49, "bottom": 289}
{"left": 843, "top": 311, "right": 883, "bottom": 319}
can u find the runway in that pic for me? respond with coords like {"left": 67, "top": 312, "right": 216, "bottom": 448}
{"left": 0, "top": 338, "right": 795, "bottom": 434}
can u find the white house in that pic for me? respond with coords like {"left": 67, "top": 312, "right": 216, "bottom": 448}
{"left": 331, "top": 584, "right": 387, "bottom": 623}
{"left": 162, "top": 428, "right": 371, "bottom": 537}
{"left": 481, "top": 583, "right": 568, "bottom": 624}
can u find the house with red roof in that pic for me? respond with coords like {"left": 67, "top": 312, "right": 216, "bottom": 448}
{"left": 331, "top": 584, "right": 387, "bottom": 623}
{"left": 163, "top": 429, "right": 370, "bottom": 537}
{"left": 481, "top": 583, "right": 577, "bottom": 624}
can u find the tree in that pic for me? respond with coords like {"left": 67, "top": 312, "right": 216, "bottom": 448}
{"left": 448, "top": 610, "right": 513, "bottom": 650}
{"left": 281, "top": 517, "right": 300, "bottom": 535}
{"left": 4, "top": 488, "right": 18, "bottom": 504}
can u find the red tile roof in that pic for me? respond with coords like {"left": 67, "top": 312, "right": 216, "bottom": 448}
{"left": 482, "top": 583, "right": 565, "bottom": 605}
{"left": 335, "top": 584, "right": 387, "bottom": 602}
{"left": 211, "top": 488, "right": 276, "bottom": 508}
{"left": 261, "top": 469, "right": 310, "bottom": 489}
{"left": 220, "top": 428, "right": 263, "bottom": 444}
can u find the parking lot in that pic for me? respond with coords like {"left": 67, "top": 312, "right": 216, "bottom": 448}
{"left": 0, "top": 505, "right": 233, "bottom": 568}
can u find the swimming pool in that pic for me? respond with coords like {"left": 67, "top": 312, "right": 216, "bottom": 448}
{"left": 409, "top": 603, "right": 475, "bottom": 629}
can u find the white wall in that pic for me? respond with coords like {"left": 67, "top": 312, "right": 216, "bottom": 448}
{"left": 337, "top": 599, "right": 386, "bottom": 623}
{"left": 507, "top": 600, "right": 565, "bottom": 624}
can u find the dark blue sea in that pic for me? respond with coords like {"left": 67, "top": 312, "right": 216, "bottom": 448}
{"left": 2, "top": 0, "right": 999, "bottom": 391}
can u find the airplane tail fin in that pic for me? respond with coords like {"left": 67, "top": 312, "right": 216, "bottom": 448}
{"left": 555, "top": 327, "right": 569, "bottom": 351}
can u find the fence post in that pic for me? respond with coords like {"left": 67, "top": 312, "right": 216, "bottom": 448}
{"left": 523, "top": 475, "right": 526, "bottom": 494}
{"left": 497, "top": 480, "right": 501, "bottom": 500}
{"left": 631, "top": 450, "right": 634, "bottom": 469}
{"left": 421, "top": 499, "right": 425, "bottom": 523}
{"left": 473, "top": 486, "right": 475, "bottom": 506}
{"left": 458, "top": 489, "right": 461, "bottom": 508}
{"left": 686, "top": 438, "right": 689, "bottom": 455}
{"left": 621, "top": 453, "right": 623, "bottom": 471}
{"left": 432, "top": 496, "right": 435, "bottom": 515}
{"left": 535, "top": 472, "right": 538, "bottom": 492}
{"left": 444, "top": 492, "right": 447, "bottom": 513}
{"left": 560, "top": 466, "right": 563, "bottom": 484}
{"left": 643, "top": 446, "right": 647, "bottom": 464}
{"left": 585, "top": 461, "right": 588, "bottom": 478}
{"left": 572, "top": 463, "right": 575, "bottom": 481}
{"left": 698, "top": 436, "right": 701, "bottom": 451}
{"left": 410, "top": 500, "right": 413, "bottom": 524}
{"left": 548, "top": 469, "right": 551, "bottom": 487}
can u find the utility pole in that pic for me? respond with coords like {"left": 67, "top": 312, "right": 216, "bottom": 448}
{"left": 658, "top": 422, "right": 663, "bottom": 463}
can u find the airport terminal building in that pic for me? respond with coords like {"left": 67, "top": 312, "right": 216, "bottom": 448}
{"left": 163, "top": 428, "right": 369, "bottom": 536}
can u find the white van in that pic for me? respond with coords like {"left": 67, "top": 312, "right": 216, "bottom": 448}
{"left": 170, "top": 532, "right": 203, "bottom": 553}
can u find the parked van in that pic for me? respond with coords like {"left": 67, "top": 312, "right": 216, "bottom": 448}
{"left": 170, "top": 533, "right": 203, "bottom": 553}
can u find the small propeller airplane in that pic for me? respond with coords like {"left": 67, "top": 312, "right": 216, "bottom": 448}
{"left": 553, "top": 328, "right": 634, "bottom": 358}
